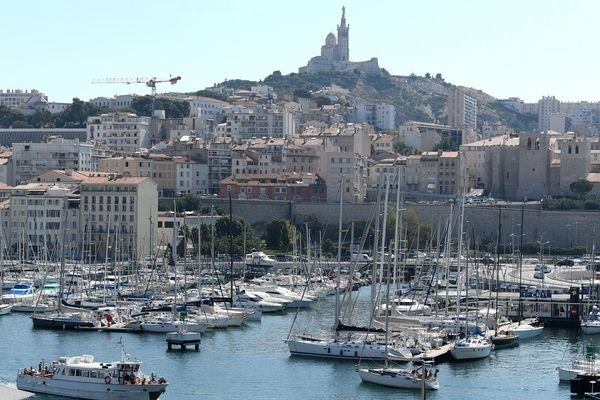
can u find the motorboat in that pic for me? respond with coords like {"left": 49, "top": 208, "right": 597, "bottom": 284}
{"left": 17, "top": 343, "right": 168, "bottom": 400}
{"left": 581, "top": 307, "right": 600, "bottom": 334}
{"left": 245, "top": 251, "right": 276, "bottom": 267}
{"left": 491, "top": 331, "right": 519, "bottom": 349}
{"left": 450, "top": 336, "right": 493, "bottom": 360}
{"left": 2, "top": 282, "right": 38, "bottom": 303}
{"left": 506, "top": 318, "right": 544, "bottom": 339}
{"left": 251, "top": 286, "right": 315, "bottom": 308}
{"left": 234, "top": 291, "right": 286, "bottom": 312}
{"left": 394, "top": 298, "right": 432, "bottom": 316}
{"left": 358, "top": 364, "right": 439, "bottom": 390}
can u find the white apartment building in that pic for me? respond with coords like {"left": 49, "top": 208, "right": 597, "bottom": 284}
{"left": 175, "top": 158, "right": 209, "bottom": 195}
{"left": 0, "top": 89, "right": 45, "bottom": 108}
{"left": 11, "top": 137, "right": 93, "bottom": 185}
{"left": 538, "top": 96, "right": 561, "bottom": 131}
{"left": 90, "top": 95, "right": 136, "bottom": 109}
{"left": 355, "top": 103, "right": 396, "bottom": 130}
{"left": 87, "top": 113, "right": 151, "bottom": 154}
{"left": 80, "top": 176, "right": 157, "bottom": 261}
{"left": 225, "top": 106, "right": 295, "bottom": 139}
{"left": 448, "top": 88, "right": 477, "bottom": 130}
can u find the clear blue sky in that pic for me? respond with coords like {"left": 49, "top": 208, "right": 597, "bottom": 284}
{"left": 2, "top": 0, "right": 598, "bottom": 104}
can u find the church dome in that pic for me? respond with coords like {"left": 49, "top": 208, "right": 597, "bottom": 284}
{"left": 325, "top": 32, "right": 336, "bottom": 46}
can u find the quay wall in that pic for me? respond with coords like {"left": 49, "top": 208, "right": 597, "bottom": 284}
{"left": 177, "top": 198, "right": 598, "bottom": 249}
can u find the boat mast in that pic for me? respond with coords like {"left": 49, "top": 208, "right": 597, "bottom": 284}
{"left": 57, "top": 194, "right": 69, "bottom": 314}
{"left": 381, "top": 175, "right": 391, "bottom": 367}
{"left": 370, "top": 179, "right": 382, "bottom": 320}
{"left": 494, "top": 208, "right": 502, "bottom": 334}
{"left": 172, "top": 199, "right": 178, "bottom": 319}
{"left": 518, "top": 203, "right": 524, "bottom": 321}
{"left": 456, "top": 196, "right": 465, "bottom": 335}
{"left": 229, "top": 194, "right": 234, "bottom": 307}
{"left": 334, "top": 179, "right": 343, "bottom": 339}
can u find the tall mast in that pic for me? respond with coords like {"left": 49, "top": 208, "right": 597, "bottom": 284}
{"left": 381, "top": 175, "right": 391, "bottom": 366}
{"left": 334, "top": 179, "right": 344, "bottom": 339}
{"left": 518, "top": 204, "right": 525, "bottom": 321}
{"left": 172, "top": 199, "right": 178, "bottom": 319}
{"left": 57, "top": 194, "right": 69, "bottom": 314}
{"left": 228, "top": 194, "right": 234, "bottom": 307}
{"left": 495, "top": 208, "right": 502, "bottom": 333}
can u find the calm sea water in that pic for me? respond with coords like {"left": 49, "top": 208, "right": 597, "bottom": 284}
{"left": 0, "top": 288, "right": 592, "bottom": 399}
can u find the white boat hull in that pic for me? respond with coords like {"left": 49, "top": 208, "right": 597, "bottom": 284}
{"left": 141, "top": 321, "right": 206, "bottom": 333}
{"left": 581, "top": 322, "right": 600, "bottom": 335}
{"left": 286, "top": 337, "right": 412, "bottom": 361}
{"left": 0, "top": 304, "right": 12, "bottom": 315}
{"left": 17, "top": 374, "right": 167, "bottom": 400}
{"left": 510, "top": 324, "right": 544, "bottom": 339}
{"left": 358, "top": 368, "right": 439, "bottom": 390}
{"left": 450, "top": 341, "right": 493, "bottom": 360}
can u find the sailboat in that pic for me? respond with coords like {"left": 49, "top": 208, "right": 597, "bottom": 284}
{"left": 490, "top": 208, "right": 519, "bottom": 349}
{"left": 358, "top": 174, "right": 439, "bottom": 390}
{"left": 286, "top": 177, "right": 411, "bottom": 361}
{"left": 140, "top": 203, "right": 206, "bottom": 334}
{"left": 450, "top": 196, "right": 493, "bottom": 360}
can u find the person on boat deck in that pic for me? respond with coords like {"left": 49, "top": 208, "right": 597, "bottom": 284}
{"left": 106, "top": 314, "right": 113, "bottom": 325}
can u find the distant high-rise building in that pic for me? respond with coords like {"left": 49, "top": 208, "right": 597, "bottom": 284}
{"left": 448, "top": 88, "right": 477, "bottom": 130}
{"left": 538, "top": 96, "right": 561, "bottom": 131}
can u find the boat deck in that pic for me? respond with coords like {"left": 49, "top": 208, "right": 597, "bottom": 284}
{"left": 412, "top": 343, "right": 453, "bottom": 362}
{"left": 0, "top": 385, "right": 33, "bottom": 400}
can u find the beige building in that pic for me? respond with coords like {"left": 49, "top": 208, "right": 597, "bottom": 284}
{"left": 98, "top": 154, "right": 178, "bottom": 197}
{"left": 80, "top": 176, "right": 157, "bottom": 261}
{"left": 460, "top": 131, "right": 596, "bottom": 200}
{"left": 8, "top": 183, "right": 80, "bottom": 257}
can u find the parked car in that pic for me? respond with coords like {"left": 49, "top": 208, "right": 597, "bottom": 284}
{"left": 556, "top": 259, "right": 574, "bottom": 266}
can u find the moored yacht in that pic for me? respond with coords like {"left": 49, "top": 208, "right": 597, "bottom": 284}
{"left": 450, "top": 336, "right": 493, "bottom": 360}
{"left": 16, "top": 343, "right": 168, "bottom": 400}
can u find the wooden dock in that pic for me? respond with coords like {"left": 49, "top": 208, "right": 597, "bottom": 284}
{"left": 0, "top": 385, "right": 34, "bottom": 400}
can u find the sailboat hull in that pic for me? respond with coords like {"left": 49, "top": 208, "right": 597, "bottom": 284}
{"left": 358, "top": 368, "right": 439, "bottom": 390}
{"left": 286, "top": 337, "right": 411, "bottom": 361}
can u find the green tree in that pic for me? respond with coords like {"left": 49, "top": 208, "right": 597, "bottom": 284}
{"left": 130, "top": 95, "right": 190, "bottom": 118}
{"left": 264, "top": 218, "right": 295, "bottom": 251}
{"left": 570, "top": 179, "right": 593, "bottom": 199}
{"left": 293, "top": 89, "right": 312, "bottom": 99}
{"left": 194, "top": 90, "right": 229, "bottom": 102}
{"left": 321, "top": 238, "right": 336, "bottom": 257}
{"left": 0, "top": 105, "right": 28, "bottom": 128}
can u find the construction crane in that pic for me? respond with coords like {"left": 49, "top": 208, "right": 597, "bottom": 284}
{"left": 91, "top": 76, "right": 182, "bottom": 116}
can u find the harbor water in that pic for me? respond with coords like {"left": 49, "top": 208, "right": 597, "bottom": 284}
{"left": 0, "top": 287, "right": 591, "bottom": 399}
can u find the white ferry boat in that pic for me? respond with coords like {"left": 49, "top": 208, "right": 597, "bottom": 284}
{"left": 16, "top": 341, "right": 168, "bottom": 400}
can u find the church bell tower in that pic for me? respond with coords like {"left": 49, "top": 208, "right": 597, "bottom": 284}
{"left": 336, "top": 6, "right": 349, "bottom": 61}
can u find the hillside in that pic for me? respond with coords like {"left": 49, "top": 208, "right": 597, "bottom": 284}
{"left": 217, "top": 71, "right": 538, "bottom": 132}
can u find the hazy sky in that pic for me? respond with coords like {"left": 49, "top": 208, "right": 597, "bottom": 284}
{"left": 2, "top": 0, "right": 598, "bottom": 103}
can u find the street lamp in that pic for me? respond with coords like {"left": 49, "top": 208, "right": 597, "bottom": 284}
{"left": 537, "top": 238, "right": 550, "bottom": 265}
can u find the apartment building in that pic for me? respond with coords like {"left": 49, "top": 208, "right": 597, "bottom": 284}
{"left": 87, "top": 113, "right": 151, "bottom": 154}
{"left": 354, "top": 103, "right": 396, "bottom": 130}
{"left": 8, "top": 183, "right": 80, "bottom": 257}
{"left": 448, "top": 88, "right": 477, "bottom": 130}
{"left": 219, "top": 173, "right": 326, "bottom": 202}
{"left": 11, "top": 137, "right": 94, "bottom": 185}
{"left": 80, "top": 176, "right": 157, "bottom": 261}
{"left": 208, "top": 137, "right": 232, "bottom": 194}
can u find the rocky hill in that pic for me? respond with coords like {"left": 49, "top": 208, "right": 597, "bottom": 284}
{"left": 217, "top": 70, "right": 537, "bottom": 132}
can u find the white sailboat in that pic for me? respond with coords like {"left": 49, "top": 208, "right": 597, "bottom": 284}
{"left": 286, "top": 178, "right": 411, "bottom": 361}
{"left": 450, "top": 196, "right": 493, "bottom": 361}
{"left": 358, "top": 174, "right": 439, "bottom": 390}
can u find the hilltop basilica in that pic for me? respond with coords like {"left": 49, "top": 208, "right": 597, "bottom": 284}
{"left": 299, "top": 7, "right": 381, "bottom": 74}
